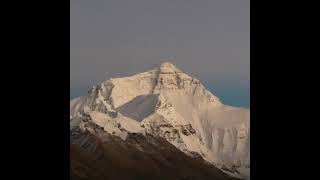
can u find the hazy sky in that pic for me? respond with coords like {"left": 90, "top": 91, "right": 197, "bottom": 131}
{"left": 71, "top": 0, "right": 250, "bottom": 108}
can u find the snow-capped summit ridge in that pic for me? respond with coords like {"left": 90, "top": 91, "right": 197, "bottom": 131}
{"left": 89, "top": 62, "right": 221, "bottom": 108}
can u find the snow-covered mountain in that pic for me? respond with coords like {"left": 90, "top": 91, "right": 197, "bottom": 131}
{"left": 70, "top": 62, "right": 250, "bottom": 179}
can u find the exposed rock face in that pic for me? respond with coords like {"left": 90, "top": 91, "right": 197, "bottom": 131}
{"left": 70, "top": 62, "right": 250, "bottom": 179}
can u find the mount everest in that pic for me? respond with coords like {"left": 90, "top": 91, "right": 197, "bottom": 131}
{"left": 70, "top": 62, "right": 250, "bottom": 179}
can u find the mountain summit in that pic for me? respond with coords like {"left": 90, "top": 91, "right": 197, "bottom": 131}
{"left": 159, "top": 62, "right": 179, "bottom": 72}
{"left": 70, "top": 62, "right": 250, "bottom": 179}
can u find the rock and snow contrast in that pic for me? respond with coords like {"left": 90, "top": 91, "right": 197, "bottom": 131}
{"left": 70, "top": 62, "right": 250, "bottom": 179}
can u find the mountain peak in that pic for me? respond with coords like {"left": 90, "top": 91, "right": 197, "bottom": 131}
{"left": 70, "top": 61, "right": 250, "bottom": 179}
{"left": 159, "top": 62, "right": 179, "bottom": 73}
{"left": 160, "top": 62, "right": 176, "bottom": 68}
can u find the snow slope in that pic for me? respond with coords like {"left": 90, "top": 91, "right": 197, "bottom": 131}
{"left": 70, "top": 62, "right": 250, "bottom": 178}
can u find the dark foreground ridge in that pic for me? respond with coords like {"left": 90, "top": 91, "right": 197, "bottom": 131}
{"left": 70, "top": 125, "right": 242, "bottom": 180}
